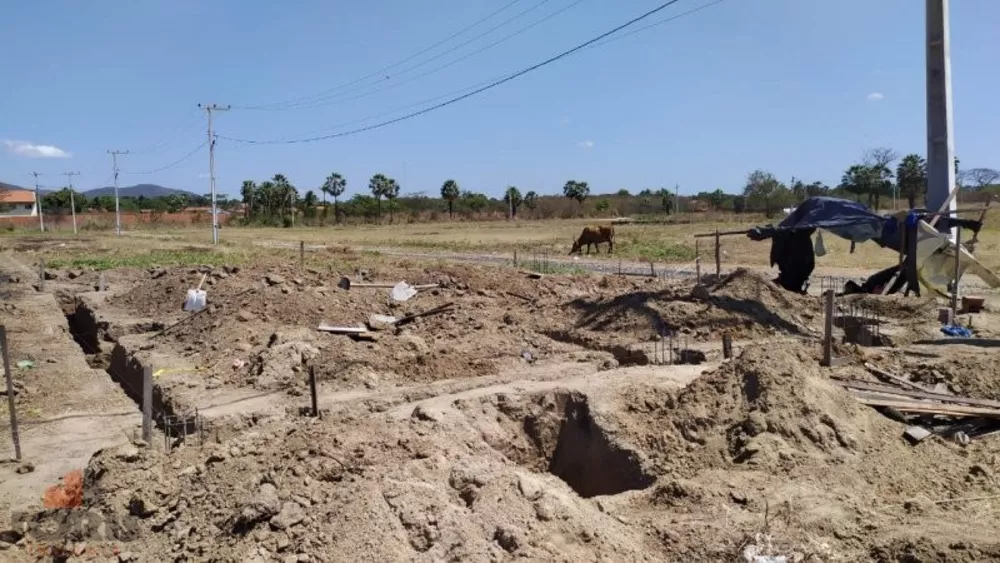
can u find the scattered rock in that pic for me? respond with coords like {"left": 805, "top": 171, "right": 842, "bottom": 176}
{"left": 115, "top": 445, "right": 141, "bottom": 463}
{"left": 15, "top": 462, "right": 34, "bottom": 474}
{"left": 411, "top": 404, "right": 443, "bottom": 422}
{"left": 150, "top": 268, "right": 168, "bottom": 279}
{"left": 266, "top": 274, "right": 287, "bottom": 286}
{"left": 270, "top": 502, "right": 305, "bottom": 530}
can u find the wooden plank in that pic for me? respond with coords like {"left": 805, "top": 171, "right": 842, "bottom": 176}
{"left": 840, "top": 380, "right": 1000, "bottom": 410}
{"left": 317, "top": 324, "right": 368, "bottom": 334}
{"left": 853, "top": 396, "right": 1000, "bottom": 419}
{"left": 864, "top": 362, "right": 930, "bottom": 392}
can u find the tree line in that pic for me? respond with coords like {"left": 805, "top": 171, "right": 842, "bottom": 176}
{"left": 741, "top": 149, "right": 999, "bottom": 217}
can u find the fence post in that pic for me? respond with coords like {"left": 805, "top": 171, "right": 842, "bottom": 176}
{"left": 951, "top": 227, "right": 961, "bottom": 322}
{"left": 300, "top": 241, "right": 305, "bottom": 267}
{"left": 513, "top": 249, "right": 518, "bottom": 268}
{"left": 309, "top": 365, "right": 319, "bottom": 417}
{"left": 38, "top": 260, "right": 45, "bottom": 291}
{"left": 142, "top": 365, "right": 153, "bottom": 443}
{"left": 649, "top": 261, "right": 655, "bottom": 278}
{"left": 722, "top": 334, "right": 732, "bottom": 359}
{"left": 822, "top": 290, "right": 834, "bottom": 366}
{"left": 1, "top": 327, "right": 22, "bottom": 461}
{"left": 714, "top": 229, "right": 721, "bottom": 277}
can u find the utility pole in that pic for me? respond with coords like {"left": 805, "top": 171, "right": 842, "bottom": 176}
{"left": 62, "top": 172, "right": 80, "bottom": 234}
{"left": 30, "top": 172, "right": 44, "bottom": 233}
{"left": 107, "top": 150, "right": 129, "bottom": 236}
{"left": 675, "top": 184, "right": 680, "bottom": 214}
{"left": 926, "top": 0, "right": 957, "bottom": 234}
{"left": 199, "top": 103, "right": 230, "bottom": 244}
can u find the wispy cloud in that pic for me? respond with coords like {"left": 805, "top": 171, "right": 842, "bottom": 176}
{"left": 3, "top": 139, "right": 72, "bottom": 158}
{"left": 576, "top": 140, "right": 595, "bottom": 149}
{"left": 866, "top": 92, "right": 885, "bottom": 102}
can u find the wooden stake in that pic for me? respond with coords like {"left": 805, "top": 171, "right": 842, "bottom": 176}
{"left": 309, "top": 365, "right": 319, "bottom": 417}
{"left": 822, "top": 290, "right": 834, "bottom": 366}
{"left": 714, "top": 229, "right": 721, "bottom": 277}
{"left": 1, "top": 327, "right": 21, "bottom": 460}
{"left": 300, "top": 241, "right": 305, "bottom": 266}
{"left": 649, "top": 261, "right": 655, "bottom": 278}
{"left": 142, "top": 365, "right": 153, "bottom": 442}
{"left": 722, "top": 334, "right": 732, "bottom": 359}
{"left": 952, "top": 226, "right": 961, "bottom": 321}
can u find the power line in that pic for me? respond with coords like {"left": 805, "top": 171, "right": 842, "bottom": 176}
{"left": 266, "top": 0, "right": 587, "bottom": 112}
{"left": 122, "top": 139, "right": 208, "bottom": 175}
{"left": 219, "top": 0, "right": 688, "bottom": 145}
{"left": 587, "top": 0, "right": 725, "bottom": 49}
{"left": 107, "top": 150, "right": 129, "bottom": 236}
{"left": 130, "top": 112, "right": 204, "bottom": 155}
{"left": 238, "top": 0, "right": 525, "bottom": 110}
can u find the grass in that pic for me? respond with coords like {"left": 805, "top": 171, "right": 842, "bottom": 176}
{"left": 46, "top": 248, "right": 238, "bottom": 271}
{"left": 9, "top": 212, "right": 1000, "bottom": 275}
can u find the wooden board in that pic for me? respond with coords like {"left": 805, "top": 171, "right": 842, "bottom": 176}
{"left": 852, "top": 396, "right": 1000, "bottom": 419}
{"left": 840, "top": 379, "right": 1000, "bottom": 410}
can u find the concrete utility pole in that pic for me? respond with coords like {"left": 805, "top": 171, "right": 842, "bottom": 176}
{"left": 926, "top": 0, "right": 957, "bottom": 233}
{"left": 62, "top": 171, "right": 80, "bottom": 234}
{"left": 107, "top": 150, "right": 129, "bottom": 236}
{"left": 30, "top": 172, "right": 44, "bottom": 233}
{"left": 199, "top": 103, "right": 230, "bottom": 244}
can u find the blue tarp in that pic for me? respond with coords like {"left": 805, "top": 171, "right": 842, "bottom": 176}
{"left": 775, "top": 197, "right": 887, "bottom": 243}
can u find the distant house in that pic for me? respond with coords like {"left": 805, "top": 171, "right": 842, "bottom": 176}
{"left": 0, "top": 189, "right": 37, "bottom": 217}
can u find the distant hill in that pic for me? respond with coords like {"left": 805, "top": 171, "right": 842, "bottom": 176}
{"left": 83, "top": 184, "right": 199, "bottom": 199}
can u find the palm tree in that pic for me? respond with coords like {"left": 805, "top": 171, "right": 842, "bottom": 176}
{"left": 240, "top": 180, "right": 256, "bottom": 220}
{"left": 896, "top": 154, "right": 927, "bottom": 209}
{"left": 384, "top": 177, "right": 400, "bottom": 223}
{"left": 523, "top": 191, "right": 538, "bottom": 218}
{"left": 257, "top": 181, "right": 276, "bottom": 221}
{"left": 321, "top": 172, "right": 346, "bottom": 223}
{"left": 504, "top": 186, "right": 522, "bottom": 219}
{"left": 440, "top": 179, "right": 460, "bottom": 218}
{"left": 369, "top": 173, "right": 388, "bottom": 219}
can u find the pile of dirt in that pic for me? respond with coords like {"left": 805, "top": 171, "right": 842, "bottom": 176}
{"left": 549, "top": 269, "right": 820, "bottom": 359}
{"left": 839, "top": 293, "right": 939, "bottom": 323}
{"left": 111, "top": 261, "right": 611, "bottom": 392}
{"left": 40, "top": 410, "right": 652, "bottom": 562}
{"left": 593, "top": 341, "right": 1000, "bottom": 559}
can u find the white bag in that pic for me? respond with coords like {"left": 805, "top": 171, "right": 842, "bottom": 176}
{"left": 814, "top": 230, "right": 827, "bottom": 257}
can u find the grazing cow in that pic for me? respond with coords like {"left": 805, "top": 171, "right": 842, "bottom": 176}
{"left": 570, "top": 225, "right": 615, "bottom": 255}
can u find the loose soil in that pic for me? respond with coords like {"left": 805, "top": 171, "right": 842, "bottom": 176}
{"left": 5, "top": 240, "right": 1000, "bottom": 562}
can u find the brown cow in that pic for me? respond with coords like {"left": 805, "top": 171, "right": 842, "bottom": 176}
{"left": 569, "top": 225, "right": 615, "bottom": 255}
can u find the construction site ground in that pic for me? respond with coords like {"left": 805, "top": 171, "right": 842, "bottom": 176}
{"left": 3, "top": 237, "right": 1000, "bottom": 562}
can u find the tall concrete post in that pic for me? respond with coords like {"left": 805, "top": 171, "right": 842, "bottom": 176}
{"left": 926, "top": 0, "right": 957, "bottom": 232}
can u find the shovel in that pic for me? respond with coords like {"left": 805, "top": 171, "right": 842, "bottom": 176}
{"left": 183, "top": 274, "right": 208, "bottom": 312}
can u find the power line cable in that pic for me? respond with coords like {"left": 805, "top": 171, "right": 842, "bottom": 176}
{"left": 123, "top": 140, "right": 208, "bottom": 175}
{"left": 238, "top": 0, "right": 525, "bottom": 110}
{"left": 249, "top": 0, "right": 555, "bottom": 111}
{"left": 219, "top": 0, "right": 688, "bottom": 145}
{"left": 587, "top": 0, "right": 725, "bottom": 49}
{"left": 266, "top": 0, "right": 587, "bottom": 112}
{"left": 130, "top": 112, "right": 204, "bottom": 155}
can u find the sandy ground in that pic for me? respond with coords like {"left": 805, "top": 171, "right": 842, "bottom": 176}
{"left": 3, "top": 237, "right": 1000, "bottom": 561}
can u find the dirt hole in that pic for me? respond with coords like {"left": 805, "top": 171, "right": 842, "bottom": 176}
{"left": 502, "top": 392, "right": 654, "bottom": 498}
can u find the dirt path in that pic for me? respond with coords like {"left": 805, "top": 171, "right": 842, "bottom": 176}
{"left": 0, "top": 253, "right": 140, "bottom": 523}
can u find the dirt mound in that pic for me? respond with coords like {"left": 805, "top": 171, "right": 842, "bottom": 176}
{"left": 67, "top": 411, "right": 651, "bottom": 562}
{"left": 839, "top": 293, "right": 938, "bottom": 322}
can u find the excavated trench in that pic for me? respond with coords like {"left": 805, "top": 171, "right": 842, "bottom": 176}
{"left": 61, "top": 295, "right": 181, "bottom": 431}
{"left": 498, "top": 391, "right": 654, "bottom": 498}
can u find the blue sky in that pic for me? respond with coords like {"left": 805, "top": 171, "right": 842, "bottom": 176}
{"left": 2, "top": 0, "right": 998, "bottom": 200}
